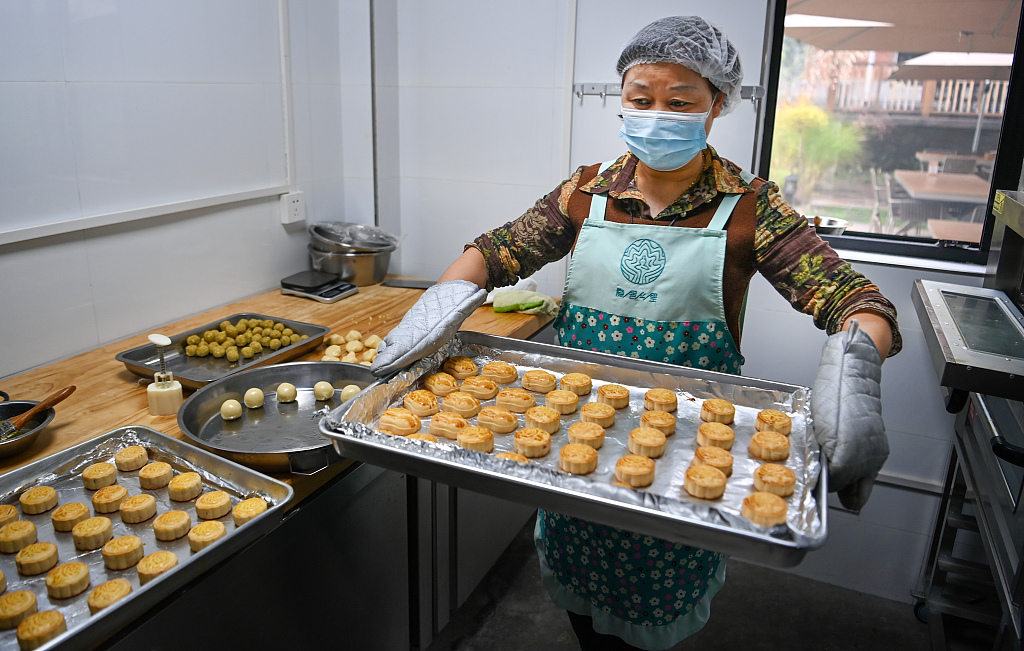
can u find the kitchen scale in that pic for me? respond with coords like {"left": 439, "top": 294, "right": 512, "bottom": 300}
{"left": 280, "top": 270, "right": 358, "bottom": 303}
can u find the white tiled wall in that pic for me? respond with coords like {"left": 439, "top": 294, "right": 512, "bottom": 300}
{"left": 742, "top": 255, "right": 985, "bottom": 602}
{"left": 0, "top": 0, "right": 368, "bottom": 379}
{"left": 389, "top": 0, "right": 574, "bottom": 295}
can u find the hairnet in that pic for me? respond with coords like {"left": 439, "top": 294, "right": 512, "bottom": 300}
{"left": 616, "top": 16, "right": 743, "bottom": 116}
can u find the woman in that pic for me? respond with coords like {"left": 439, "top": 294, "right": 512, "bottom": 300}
{"left": 373, "top": 16, "right": 900, "bottom": 650}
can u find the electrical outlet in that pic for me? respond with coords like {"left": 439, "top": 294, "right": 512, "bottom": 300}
{"left": 280, "top": 191, "right": 306, "bottom": 224}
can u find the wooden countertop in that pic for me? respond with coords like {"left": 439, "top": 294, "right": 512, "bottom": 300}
{"left": 0, "top": 283, "right": 553, "bottom": 504}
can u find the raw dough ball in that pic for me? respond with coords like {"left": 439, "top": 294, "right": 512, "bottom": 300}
{"left": 342, "top": 352, "right": 358, "bottom": 363}
{"left": 326, "top": 334, "right": 346, "bottom": 346}
{"left": 276, "top": 383, "right": 297, "bottom": 403}
{"left": 243, "top": 388, "right": 264, "bottom": 409}
{"left": 345, "top": 340, "right": 364, "bottom": 353}
{"left": 220, "top": 400, "right": 242, "bottom": 421}
{"left": 325, "top": 345, "right": 343, "bottom": 357}
{"left": 363, "top": 334, "right": 382, "bottom": 349}
{"left": 340, "top": 385, "right": 361, "bottom": 402}
{"left": 313, "top": 382, "right": 334, "bottom": 401}
{"left": 345, "top": 330, "right": 362, "bottom": 342}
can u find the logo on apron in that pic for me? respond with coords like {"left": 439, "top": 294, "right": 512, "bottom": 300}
{"left": 619, "top": 239, "right": 666, "bottom": 285}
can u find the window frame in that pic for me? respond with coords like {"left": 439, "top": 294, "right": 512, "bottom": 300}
{"left": 756, "top": 0, "right": 1024, "bottom": 265}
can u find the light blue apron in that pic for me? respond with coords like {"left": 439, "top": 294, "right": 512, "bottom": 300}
{"left": 538, "top": 161, "right": 753, "bottom": 650}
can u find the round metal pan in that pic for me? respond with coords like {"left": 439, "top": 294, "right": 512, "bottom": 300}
{"left": 0, "top": 398, "right": 56, "bottom": 459}
{"left": 177, "top": 361, "right": 380, "bottom": 474}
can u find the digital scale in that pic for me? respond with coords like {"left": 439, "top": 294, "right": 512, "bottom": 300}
{"left": 280, "top": 271, "right": 358, "bottom": 303}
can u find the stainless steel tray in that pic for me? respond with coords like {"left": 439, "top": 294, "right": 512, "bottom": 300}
{"left": 115, "top": 313, "right": 329, "bottom": 390}
{"left": 178, "top": 361, "right": 383, "bottom": 473}
{"left": 322, "top": 332, "right": 827, "bottom": 567}
{"left": 0, "top": 426, "right": 292, "bottom": 651}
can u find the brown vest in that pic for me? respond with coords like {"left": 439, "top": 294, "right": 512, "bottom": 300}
{"left": 564, "top": 163, "right": 762, "bottom": 350}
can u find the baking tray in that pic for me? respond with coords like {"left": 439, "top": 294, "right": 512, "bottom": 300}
{"left": 115, "top": 313, "right": 329, "bottom": 390}
{"left": 322, "top": 332, "right": 827, "bottom": 567}
{"left": 177, "top": 361, "right": 383, "bottom": 474}
{"left": 0, "top": 426, "right": 292, "bottom": 651}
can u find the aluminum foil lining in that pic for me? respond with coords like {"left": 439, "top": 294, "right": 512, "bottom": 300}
{"left": 0, "top": 429, "right": 282, "bottom": 650}
{"left": 325, "top": 336, "right": 823, "bottom": 547}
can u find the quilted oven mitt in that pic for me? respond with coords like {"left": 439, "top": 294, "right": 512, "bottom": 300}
{"left": 492, "top": 289, "right": 557, "bottom": 316}
{"left": 811, "top": 320, "right": 889, "bottom": 512}
{"left": 371, "top": 280, "right": 487, "bottom": 377}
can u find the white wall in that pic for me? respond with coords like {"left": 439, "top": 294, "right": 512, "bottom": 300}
{"left": 0, "top": 0, "right": 373, "bottom": 379}
{"left": 389, "top": 0, "right": 575, "bottom": 296}
{"left": 743, "top": 256, "right": 985, "bottom": 602}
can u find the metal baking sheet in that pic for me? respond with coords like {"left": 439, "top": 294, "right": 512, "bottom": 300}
{"left": 178, "top": 362, "right": 384, "bottom": 473}
{"left": 115, "top": 313, "right": 329, "bottom": 389}
{"left": 0, "top": 427, "right": 292, "bottom": 651}
{"left": 322, "top": 332, "right": 827, "bottom": 567}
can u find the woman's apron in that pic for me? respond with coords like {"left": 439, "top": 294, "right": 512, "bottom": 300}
{"left": 537, "top": 160, "right": 753, "bottom": 649}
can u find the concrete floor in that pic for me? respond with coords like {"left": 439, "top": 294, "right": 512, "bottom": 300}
{"left": 427, "top": 514, "right": 999, "bottom": 651}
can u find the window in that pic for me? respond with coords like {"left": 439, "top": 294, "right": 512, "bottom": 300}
{"left": 763, "top": 0, "right": 1023, "bottom": 262}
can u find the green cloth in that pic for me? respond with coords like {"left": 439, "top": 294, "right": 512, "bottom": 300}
{"left": 492, "top": 290, "right": 557, "bottom": 315}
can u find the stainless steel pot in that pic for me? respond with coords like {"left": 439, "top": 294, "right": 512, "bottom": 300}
{"left": 0, "top": 395, "right": 56, "bottom": 459}
{"left": 309, "top": 244, "right": 391, "bottom": 286}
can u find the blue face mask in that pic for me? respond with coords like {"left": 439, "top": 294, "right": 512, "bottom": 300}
{"left": 618, "top": 107, "right": 711, "bottom": 171}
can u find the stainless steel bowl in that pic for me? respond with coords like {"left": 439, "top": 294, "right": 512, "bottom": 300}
{"left": 807, "top": 216, "right": 849, "bottom": 235}
{"left": 309, "top": 222, "right": 397, "bottom": 253}
{"left": 177, "top": 361, "right": 383, "bottom": 473}
{"left": 309, "top": 244, "right": 391, "bottom": 286}
{"left": 0, "top": 399, "right": 56, "bottom": 458}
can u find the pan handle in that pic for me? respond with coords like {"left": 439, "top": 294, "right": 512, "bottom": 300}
{"left": 287, "top": 447, "right": 341, "bottom": 476}
{"left": 0, "top": 391, "right": 8, "bottom": 403}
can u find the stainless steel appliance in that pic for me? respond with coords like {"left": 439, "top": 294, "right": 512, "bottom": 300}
{"left": 913, "top": 190, "right": 1024, "bottom": 650}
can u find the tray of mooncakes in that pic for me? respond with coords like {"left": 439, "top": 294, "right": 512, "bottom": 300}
{"left": 0, "top": 426, "right": 292, "bottom": 651}
{"left": 116, "top": 313, "right": 330, "bottom": 389}
{"left": 322, "top": 332, "right": 827, "bottom": 567}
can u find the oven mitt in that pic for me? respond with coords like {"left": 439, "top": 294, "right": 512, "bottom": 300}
{"left": 811, "top": 320, "right": 888, "bottom": 512}
{"left": 492, "top": 290, "right": 558, "bottom": 316}
{"left": 371, "top": 280, "right": 487, "bottom": 377}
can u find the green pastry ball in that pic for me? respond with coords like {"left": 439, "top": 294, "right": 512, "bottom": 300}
{"left": 219, "top": 321, "right": 232, "bottom": 332}
{"left": 236, "top": 319, "right": 249, "bottom": 331}
{"left": 262, "top": 320, "right": 274, "bottom": 328}
{"left": 282, "top": 328, "right": 294, "bottom": 337}
{"left": 313, "top": 381, "right": 334, "bottom": 401}
{"left": 223, "top": 337, "right": 235, "bottom": 348}
{"left": 211, "top": 345, "right": 225, "bottom": 358}
{"left": 276, "top": 383, "right": 297, "bottom": 403}
{"left": 185, "top": 345, "right": 198, "bottom": 356}
{"left": 196, "top": 344, "right": 210, "bottom": 357}
{"left": 269, "top": 339, "right": 282, "bottom": 351}
{"left": 186, "top": 335, "right": 201, "bottom": 346}
{"left": 235, "top": 334, "right": 249, "bottom": 347}
{"left": 250, "top": 341, "right": 263, "bottom": 353}
{"left": 290, "top": 334, "right": 301, "bottom": 344}
{"left": 215, "top": 331, "right": 227, "bottom": 344}
{"left": 225, "top": 325, "right": 238, "bottom": 338}
{"left": 220, "top": 399, "right": 242, "bottom": 420}
{"left": 273, "top": 323, "right": 285, "bottom": 332}
{"left": 226, "top": 348, "right": 240, "bottom": 362}
{"left": 241, "top": 347, "right": 254, "bottom": 359}
{"left": 203, "top": 331, "right": 217, "bottom": 343}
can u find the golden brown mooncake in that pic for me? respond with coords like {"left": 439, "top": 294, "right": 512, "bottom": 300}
{"left": 457, "top": 426, "right": 494, "bottom": 453}
{"left": 700, "top": 399, "right": 735, "bottom": 424}
{"left": 755, "top": 409, "right": 793, "bottom": 436}
{"left": 691, "top": 446, "right": 734, "bottom": 478}
{"left": 429, "top": 412, "right": 470, "bottom": 440}
{"left": 640, "top": 410, "right": 676, "bottom": 436}
{"left": 441, "top": 391, "right": 482, "bottom": 418}
{"left": 627, "top": 427, "right": 667, "bottom": 458}
{"left": 378, "top": 407, "right": 422, "bottom": 436}
{"left": 567, "top": 421, "right": 605, "bottom": 450}
{"left": 614, "top": 455, "right": 656, "bottom": 488}
{"left": 644, "top": 388, "right": 677, "bottom": 412}
{"left": 403, "top": 390, "right": 440, "bottom": 417}
{"left": 560, "top": 373, "right": 593, "bottom": 395}
{"left": 559, "top": 444, "right": 598, "bottom": 475}
{"left": 495, "top": 388, "right": 536, "bottom": 413}
{"left": 580, "top": 402, "right": 615, "bottom": 428}
{"left": 476, "top": 406, "right": 518, "bottom": 434}
{"left": 742, "top": 491, "right": 788, "bottom": 526}
{"left": 480, "top": 361, "right": 518, "bottom": 384}
{"left": 545, "top": 390, "right": 580, "bottom": 415}
{"left": 524, "top": 406, "right": 561, "bottom": 434}
{"left": 513, "top": 428, "right": 551, "bottom": 458}
{"left": 443, "top": 356, "right": 478, "bottom": 380}
{"left": 683, "top": 465, "right": 727, "bottom": 500}
{"left": 696, "top": 422, "right": 735, "bottom": 450}
{"left": 424, "top": 372, "right": 460, "bottom": 397}
{"left": 596, "top": 384, "right": 630, "bottom": 409}
{"left": 748, "top": 431, "right": 791, "bottom": 462}
{"left": 753, "top": 463, "right": 797, "bottom": 497}
{"left": 521, "top": 370, "right": 557, "bottom": 393}
{"left": 460, "top": 376, "right": 500, "bottom": 400}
